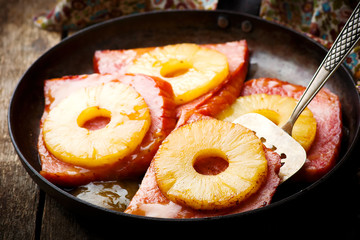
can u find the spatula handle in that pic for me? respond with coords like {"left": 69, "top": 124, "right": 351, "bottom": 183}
{"left": 282, "top": 2, "right": 360, "bottom": 134}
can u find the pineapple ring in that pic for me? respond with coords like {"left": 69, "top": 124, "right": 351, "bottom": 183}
{"left": 127, "top": 43, "right": 229, "bottom": 105}
{"left": 42, "top": 82, "right": 151, "bottom": 168}
{"left": 154, "top": 119, "right": 268, "bottom": 210}
{"left": 217, "top": 94, "right": 317, "bottom": 152}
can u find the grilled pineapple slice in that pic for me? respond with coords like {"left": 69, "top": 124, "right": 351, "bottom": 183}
{"left": 127, "top": 43, "right": 229, "bottom": 105}
{"left": 154, "top": 119, "right": 267, "bottom": 210}
{"left": 42, "top": 82, "right": 151, "bottom": 168}
{"left": 217, "top": 94, "right": 317, "bottom": 152}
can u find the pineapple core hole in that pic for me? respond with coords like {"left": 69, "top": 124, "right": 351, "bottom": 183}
{"left": 193, "top": 151, "right": 229, "bottom": 176}
{"left": 77, "top": 107, "right": 111, "bottom": 131}
{"left": 160, "top": 59, "right": 192, "bottom": 78}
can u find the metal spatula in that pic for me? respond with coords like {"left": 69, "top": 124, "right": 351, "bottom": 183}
{"left": 234, "top": 3, "right": 360, "bottom": 183}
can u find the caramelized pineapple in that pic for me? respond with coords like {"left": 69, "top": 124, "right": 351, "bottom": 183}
{"left": 217, "top": 94, "right": 317, "bottom": 151}
{"left": 42, "top": 82, "right": 151, "bottom": 168}
{"left": 127, "top": 43, "right": 229, "bottom": 105}
{"left": 154, "top": 119, "right": 267, "bottom": 210}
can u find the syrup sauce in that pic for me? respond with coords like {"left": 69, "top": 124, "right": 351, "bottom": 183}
{"left": 69, "top": 180, "right": 140, "bottom": 212}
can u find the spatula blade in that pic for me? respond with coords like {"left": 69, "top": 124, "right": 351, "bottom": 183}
{"left": 233, "top": 113, "right": 306, "bottom": 182}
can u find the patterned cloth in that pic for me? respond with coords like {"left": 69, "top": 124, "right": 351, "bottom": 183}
{"left": 259, "top": 0, "right": 360, "bottom": 91}
{"left": 34, "top": 0, "right": 218, "bottom": 31}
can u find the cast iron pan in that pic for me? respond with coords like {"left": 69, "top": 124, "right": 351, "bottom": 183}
{"left": 8, "top": 10, "right": 360, "bottom": 227}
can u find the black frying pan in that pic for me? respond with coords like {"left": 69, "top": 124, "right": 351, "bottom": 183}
{"left": 8, "top": 10, "right": 360, "bottom": 228}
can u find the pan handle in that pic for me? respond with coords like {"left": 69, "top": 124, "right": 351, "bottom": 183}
{"left": 282, "top": 2, "right": 360, "bottom": 135}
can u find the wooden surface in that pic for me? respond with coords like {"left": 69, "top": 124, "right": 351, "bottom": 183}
{"left": 0, "top": 1, "right": 90, "bottom": 239}
{"left": 1, "top": 1, "right": 360, "bottom": 239}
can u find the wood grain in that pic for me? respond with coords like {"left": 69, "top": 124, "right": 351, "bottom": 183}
{"left": 40, "top": 196, "right": 90, "bottom": 240}
{"left": 0, "top": 0, "right": 59, "bottom": 239}
{"left": 0, "top": 1, "right": 107, "bottom": 238}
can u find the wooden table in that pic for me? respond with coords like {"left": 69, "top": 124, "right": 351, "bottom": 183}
{"left": 1, "top": 1, "right": 360, "bottom": 239}
{"left": 0, "top": 1, "right": 99, "bottom": 238}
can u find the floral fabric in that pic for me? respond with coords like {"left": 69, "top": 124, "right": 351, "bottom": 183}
{"left": 260, "top": 0, "right": 360, "bottom": 91}
{"left": 34, "top": 0, "right": 218, "bottom": 31}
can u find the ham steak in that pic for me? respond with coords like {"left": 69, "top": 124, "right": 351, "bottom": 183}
{"left": 93, "top": 40, "right": 249, "bottom": 128}
{"left": 39, "top": 73, "right": 176, "bottom": 186}
{"left": 125, "top": 147, "right": 281, "bottom": 218}
{"left": 241, "top": 78, "right": 342, "bottom": 182}
{"left": 40, "top": 41, "right": 249, "bottom": 187}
